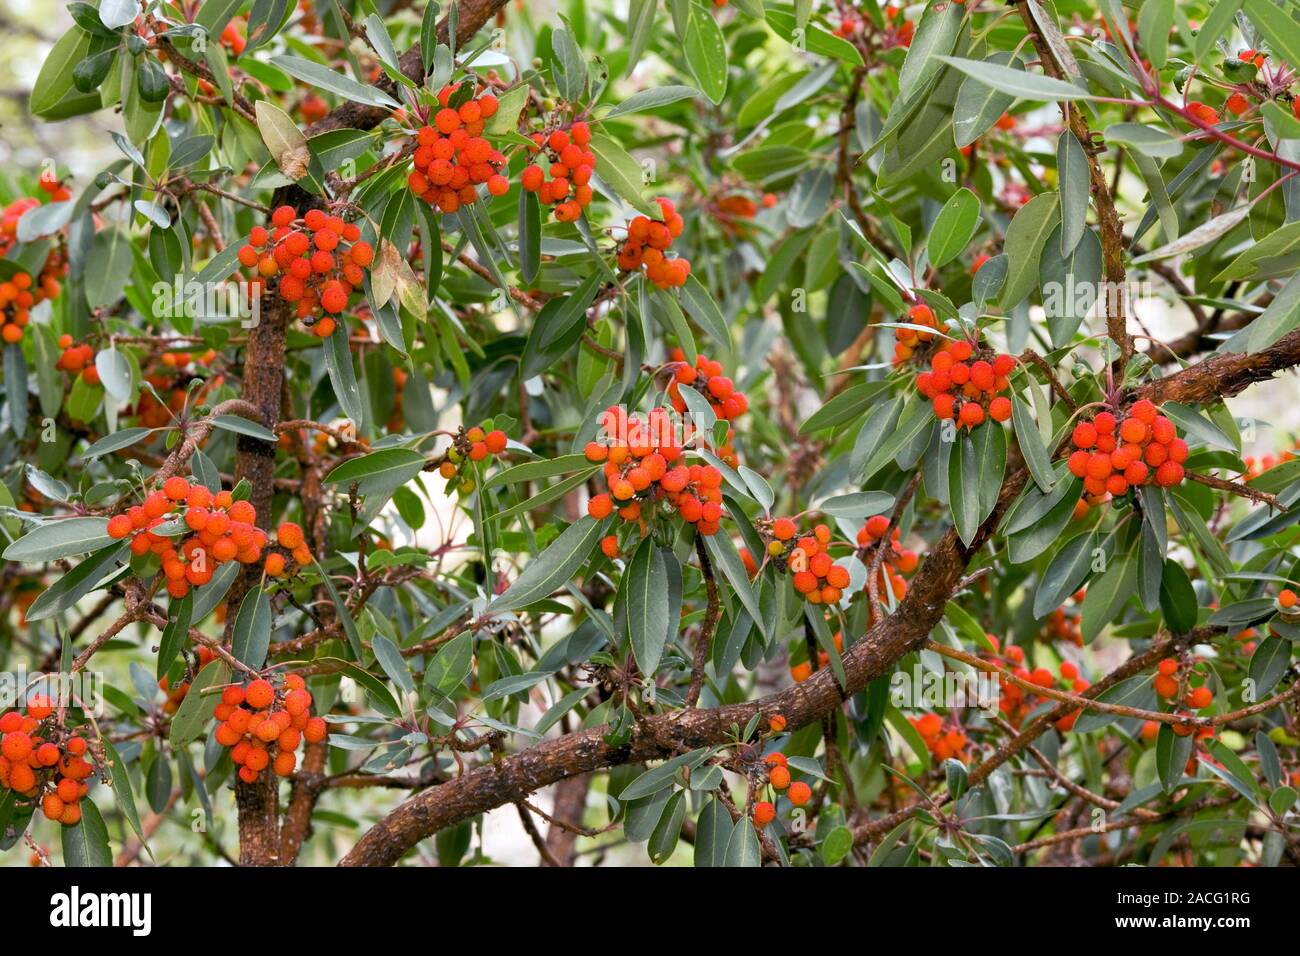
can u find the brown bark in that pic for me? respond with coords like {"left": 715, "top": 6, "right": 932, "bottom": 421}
{"left": 1136, "top": 328, "right": 1300, "bottom": 406}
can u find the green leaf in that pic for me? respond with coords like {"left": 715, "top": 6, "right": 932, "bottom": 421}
{"left": 679, "top": 275, "right": 731, "bottom": 351}
{"left": 372, "top": 633, "right": 414, "bottom": 695}
{"left": 1057, "top": 131, "right": 1089, "bottom": 255}
{"left": 489, "top": 516, "right": 610, "bottom": 613}
{"left": 1249, "top": 635, "right": 1291, "bottom": 697}
{"left": 1196, "top": 0, "right": 1245, "bottom": 62}
{"left": 210, "top": 414, "right": 276, "bottom": 443}
{"left": 1106, "top": 122, "right": 1182, "bottom": 159}
{"left": 1012, "top": 392, "right": 1055, "bottom": 493}
{"left": 1033, "top": 530, "right": 1096, "bottom": 619}
{"left": 936, "top": 56, "right": 1094, "bottom": 101}
{"left": 1244, "top": 0, "right": 1300, "bottom": 73}
{"left": 948, "top": 424, "right": 1005, "bottom": 547}
{"left": 61, "top": 798, "right": 112, "bottom": 866}
{"left": 953, "top": 52, "right": 1019, "bottom": 148}
{"left": 551, "top": 26, "right": 587, "bottom": 102}
{"left": 255, "top": 100, "right": 311, "bottom": 180}
{"left": 603, "top": 86, "right": 701, "bottom": 119}
{"left": 927, "top": 188, "right": 981, "bottom": 268}
{"left": 820, "top": 824, "right": 853, "bottom": 865}
{"left": 25, "top": 542, "right": 129, "bottom": 622}
{"left": 999, "top": 191, "right": 1060, "bottom": 309}
{"left": 424, "top": 631, "right": 474, "bottom": 699}
{"left": 518, "top": 189, "right": 540, "bottom": 284}
{"left": 724, "top": 814, "right": 762, "bottom": 866}
{"left": 897, "top": 0, "right": 964, "bottom": 101}
{"left": 3, "top": 517, "right": 113, "bottom": 562}
{"left": 324, "top": 324, "right": 365, "bottom": 431}
{"left": 84, "top": 227, "right": 134, "bottom": 308}
{"left": 100, "top": 737, "right": 149, "bottom": 855}
{"left": 1159, "top": 559, "right": 1198, "bottom": 633}
{"left": 817, "top": 491, "right": 895, "bottom": 520}
{"left": 315, "top": 558, "right": 363, "bottom": 660}
{"left": 704, "top": 532, "right": 768, "bottom": 641}
{"left": 799, "top": 380, "right": 887, "bottom": 434}
{"left": 156, "top": 594, "right": 193, "bottom": 680}
{"left": 622, "top": 537, "right": 671, "bottom": 678}
{"left": 169, "top": 662, "right": 230, "bottom": 747}
{"left": 231, "top": 586, "right": 272, "bottom": 669}
{"left": 685, "top": 8, "right": 728, "bottom": 104}
{"left": 270, "top": 54, "right": 400, "bottom": 108}
{"left": 1136, "top": 0, "right": 1174, "bottom": 69}
{"left": 620, "top": 748, "right": 710, "bottom": 801}
{"left": 694, "top": 797, "right": 734, "bottom": 867}
{"left": 1156, "top": 722, "right": 1194, "bottom": 793}
{"left": 1081, "top": 545, "right": 1136, "bottom": 642}
{"left": 588, "top": 133, "right": 651, "bottom": 213}
{"left": 30, "top": 26, "right": 92, "bottom": 117}
{"left": 764, "top": 10, "right": 863, "bottom": 66}
{"left": 316, "top": 657, "right": 401, "bottom": 718}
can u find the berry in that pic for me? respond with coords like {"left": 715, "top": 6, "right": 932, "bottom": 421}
{"left": 245, "top": 679, "right": 275, "bottom": 710}
{"left": 787, "top": 781, "right": 812, "bottom": 806}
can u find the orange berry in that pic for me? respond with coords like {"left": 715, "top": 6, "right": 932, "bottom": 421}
{"left": 245, "top": 679, "right": 275, "bottom": 710}
{"left": 303, "top": 716, "right": 328, "bottom": 743}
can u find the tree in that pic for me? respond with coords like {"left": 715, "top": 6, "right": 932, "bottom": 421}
{"left": 1, "top": 0, "right": 1299, "bottom": 869}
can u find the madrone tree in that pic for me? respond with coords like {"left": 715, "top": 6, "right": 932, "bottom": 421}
{"left": 2, "top": 0, "right": 1300, "bottom": 868}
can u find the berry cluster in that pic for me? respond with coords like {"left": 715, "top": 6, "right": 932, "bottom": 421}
{"left": 159, "top": 645, "right": 217, "bottom": 715}
{"left": 1, "top": 194, "right": 69, "bottom": 343}
{"left": 916, "top": 340, "right": 1014, "bottom": 428}
{"left": 437, "top": 425, "right": 509, "bottom": 492}
{"left": 707, "top": 191, "right": 774, "bottom": 234}
{"left": 892, "top": 303, "right": 939, "bottom": 366}
{"left": 833, "top": 3, "right": 914, "bottom": 47}
{"left": 1152, "top": 657, "right": 1215, "bottom": 713}
{"left": 55, "top": 335, "right": 99, "bottom": 385}
{"left": 909, "top": 712, "right": 969, "bottom": 761}
{"left": 407, "top": 85, "right": 507, "bottom": 213}
{"left": 107, "top": 478, "right": 268, "bottom": 599}
{"left": 521, "top": 122, "right": 597, "bottom": 223}
{"left": 665, "top": 349, "right": 749, "bottom": 421}
{"left": 0, "top": 698, "right": 95, "bottom": 826}
{"left": 1065, "top": 400, "right": 1187, "bottom": 509}
{"left": 584, "top": 407, "right": 725, "bottom": 544}
{"left": 265, "top": 521, "right": 314, "bottom": 578}
{"left": 856, "top": 515, "right": 918, "bottom": 610}
{"left": 235, "top": 205, "right": 374, "bottom": 338}
{"left": 769, "top": 520, "right": 850, "bottom": 606}
{"left": 212, "top": 675, "right": 327, "bottom": 783}
{"left": 616, "top": 199, "right": 691, "bottom": 288}
{"left": 1042, "top": 603, "right": 1083, "bottom": 646}
{"left": 752, "top": 751, "right": 812, "bottom": 829}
